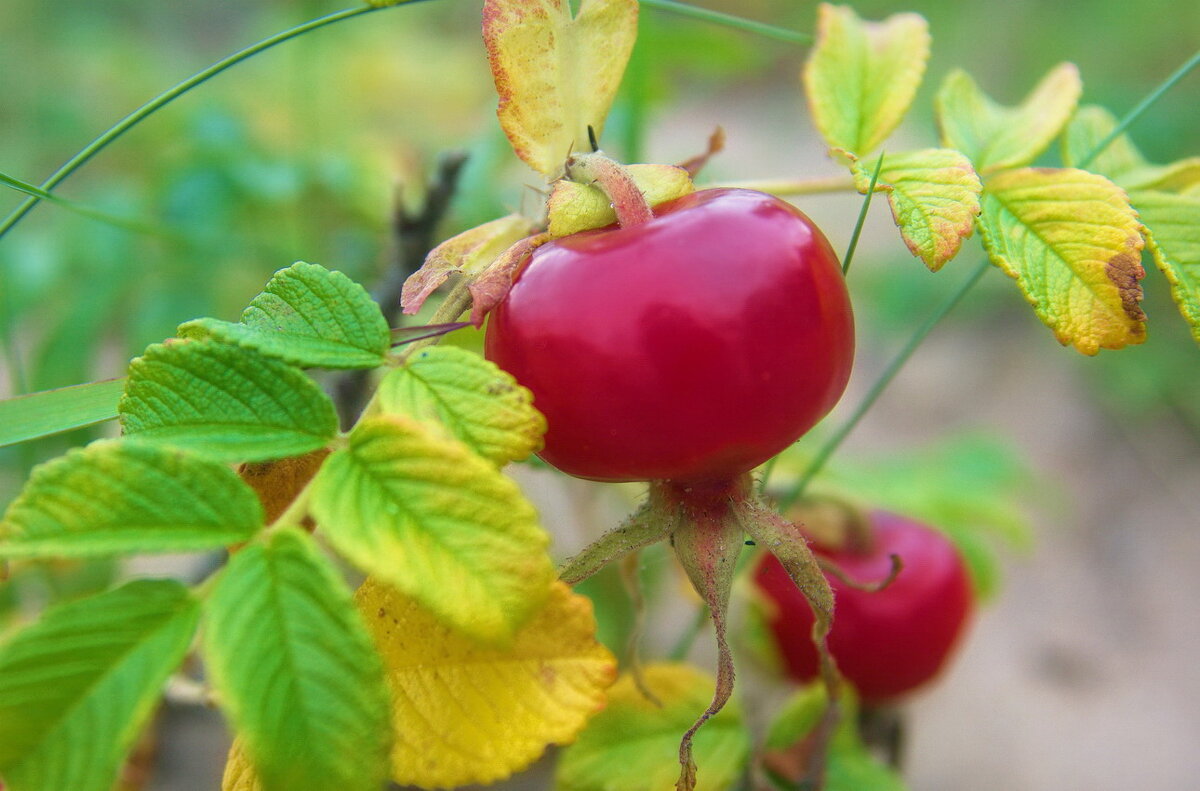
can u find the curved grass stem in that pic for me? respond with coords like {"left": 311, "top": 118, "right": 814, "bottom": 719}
{"left": 639, "top": 0, "right": 811, "bottom": 44}
{"left": 0, "top": 3, "right": 415, "bottom": 244}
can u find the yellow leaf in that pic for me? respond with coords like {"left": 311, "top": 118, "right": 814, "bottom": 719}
{"left": 401, "top": 214, "right": 536, "bottom": 315}
{"left": 221, "top": 740, "right": 261, "bottom": 791}
{"left": 848, "top": 148, "right": 981, "bottom": 271}
{"left": 979, "top": 168, "right": 1145, "bottom": 355}
{"left": 556, "top": 663, "right": 750, "bottom": 791}
{"left": 484, "top": 0, "right": 638, "bottom": 178}
{"left": 547, "top": 164, "right": 695, "bottom": 237}
{"left": 936, "top": 64, "right": 1081, "bottom": 174}
{"left": 357, "top": 578, "right": 617, "bottom": 788}
{"left": 309, "top": 416, "right": 556, "bottom": 645}
{"left": 802, "top": 4, "right": 930, "bottom": 157}
{"left": 1133, "top": 190, "right": 1200, "bottom": 344}
{"left": 378, "top": 345, "right": 546, "bottom": 467}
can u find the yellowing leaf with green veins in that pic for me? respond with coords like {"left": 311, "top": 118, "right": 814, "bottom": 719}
{"left": 377, "top": 345, "right": 545, "bottom": 466}
{"left": 937, "top": 64, "right": 1081, "bottom": 174}
{"left": 848, "top": 149, "right": 981, "bottom": 271}
{"left": 1133, "top": 190, "right": 1200, "bottom": 344}
{"left": 309, "top": 415, "right": 554, "bottom": 644}
{"left": 401, "top": 214, "right": 536, "bottom": 315}
{"left": 556, "top": 663, "right": 751, "bottom": 791}
{"left": 1063, "top": 105, "right": 1200, "bottom": 193}
{"left": 484, "top": 0, "right": 638, "bottom": 177}
{"left": 978, "top": 168, "right": 1145, "bottom": 355}
{"left": 803, "top": 4, "right": 930, "bottom": 157}
{"left": 547, "top": 164, "right": 694, "bottom": 237}
{"left": 357, "top": 578, "right": 616, "bottom": 788}
{"left": 0, "top": 439, "right": 262, "bottom": 558}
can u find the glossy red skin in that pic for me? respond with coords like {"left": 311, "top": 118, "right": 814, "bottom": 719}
{"left": 753, "top": 512, "right": 974, "bottom": 703}
{"left": 484, "top": 188, "right": 854, "bottom": 483}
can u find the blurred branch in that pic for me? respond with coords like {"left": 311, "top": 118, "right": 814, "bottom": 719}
{"left": 333, "top": 152, "right": 469, "bottom": 426}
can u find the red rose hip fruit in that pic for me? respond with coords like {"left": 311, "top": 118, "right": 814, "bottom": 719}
{"left": 753, "top": 511, "right": 974, "bottom": 703}
{"left": 484, "top": 188, "right": 854, "bottom": 483}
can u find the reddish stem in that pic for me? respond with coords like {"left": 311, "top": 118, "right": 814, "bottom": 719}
{"left": 566, "top": 152, "right": 654, "bottom": 227}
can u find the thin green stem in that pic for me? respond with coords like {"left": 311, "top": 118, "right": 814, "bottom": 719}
{"left": 775, "top": 258, "right": 991, "bottom": 511}
{"left": 1078, "top": 49, "right": 1200, "bottom": 169}
{"left": 716, "top": 174, "right": 856, "bottom": 196}
{"left": 842, "top": 154, "right": 884, "bottom": 275}
{"left": 640, "top": 0, "right": 811, "bottom": 44}
{"left": 0, "top": 171, "right": 179, "bottom": 239}
{"left": 0, "top": 3, "right": 412, "bottom": 244}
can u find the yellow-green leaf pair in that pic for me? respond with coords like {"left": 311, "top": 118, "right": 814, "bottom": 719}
{"left": 805, "top": 5, "right": 981, "bottom": 272}
{"left": 224, "top": 580, "right": 617, "bottom": 790}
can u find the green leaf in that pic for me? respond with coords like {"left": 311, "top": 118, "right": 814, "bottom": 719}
{"left": 178, "top": 262, "right": 390, "bottom": 370}
{"left": 309, "top": 416, "right": 554, "bottom": 645}
{"left": 556, "top": 663, "right": 750, "bottom": 791}
{"left": 978, "top": 167, "right": 1146, "bottom": 355}
{"left": 377, "top": 345, "right": 546, "bottom": 467}
{"left": 202, "top": 528, "right": 391, "bottom": 791}
{"left": 0, "top": 440, "right": 263, "bottom": 558}
{"left": 0, "top": 580, "right": 200, "bottom": 791}
{"left": 802, "top": 4, "right": 929, "bottom": 157}
{"left": 1063, "top": 105, "right": 1200, "bottom": 193}
{"left": 1134, "top": 190, "right": 1200, "bottom": 344}
{"left": 119, "top": 340, "right": 338, "bottom": 462}
{"left": 936, "top": 64, "right": 1081, "bottom": 174}
{"left": 0, "top": 378, "right": 125, "bottom": 448}
{"left": 847, "top": 148, "right": 981, "bottom": 271}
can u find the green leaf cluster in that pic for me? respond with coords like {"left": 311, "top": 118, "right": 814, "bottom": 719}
{"left": 0, "top": 261, "right": 552, "bottom": 791}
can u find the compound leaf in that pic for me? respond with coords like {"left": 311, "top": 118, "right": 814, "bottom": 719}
{"left": 484, "top": 0, "right": 638, "bottom": 177}
{"left": 556, "top": 663, "right": 750, "bottom": 791}
{"left": 0, "top": 580, "right": 199, "bottom": 791}
{"left": 936, "top": 64, "right": 1081, "bottom": 174}
{"left": 848, "top": 149, "right": 981, "bottom": 271}
{"left": 377, "top": 345, "right": 545, "bottom": 467}
{"left": 358, "top": 578, "right": 615, "bottom": 788}
{"left": 309, "top": 415, "right": 555, "bottom": 644}
{"left": 203, "top": 529, "right": 391, "bottom": 791}
{"left": 0, "top": 439, "right": 262, "bottom": 558}
{"left": 178, "top": 262, "right": 390, "bottom": 370}
{"left": 119, "top": 340, "right": 338, "bottom": 462}
{"left": 978, "top": 167, "right": 1145, "bottom": 355}
{"left": 1134, "top": 190, "right": 1200, "bottom": 344}
{"left": 803, "top": 4, "right": 930, "bottom": 157}
{"left": 1063, "top": 105, "right": 1200, "bottom": 193}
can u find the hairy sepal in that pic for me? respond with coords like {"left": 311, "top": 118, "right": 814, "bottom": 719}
{"left": 669, "top": 487, "right": 744, "bottom": 791}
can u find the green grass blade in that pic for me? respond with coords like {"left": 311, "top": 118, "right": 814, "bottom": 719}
{"left": 0, "top": 379, "right": 126, "bottom": 448}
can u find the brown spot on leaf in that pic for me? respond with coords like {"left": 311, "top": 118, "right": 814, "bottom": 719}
{"left": 1105, "top": 243, "right": 1146, "bottom": 323}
